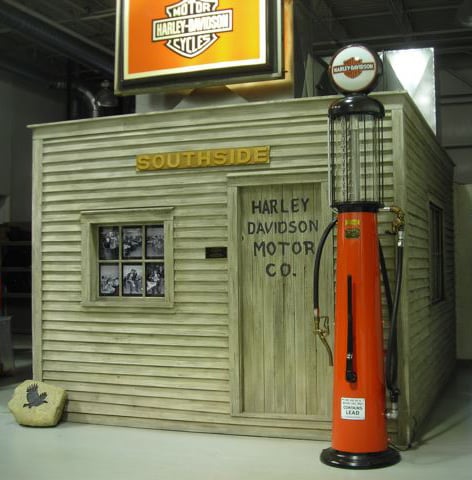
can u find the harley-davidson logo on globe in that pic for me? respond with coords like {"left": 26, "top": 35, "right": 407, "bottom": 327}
{"left": 332, "top": 57, "right": 375, "bottom": 79}
{"left": 152, "top": 0, "right": 233, "bottom": 58}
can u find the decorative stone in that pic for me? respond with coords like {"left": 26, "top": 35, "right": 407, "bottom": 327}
{"left": 8, "top": 380, "right": 67, "bottom": 427}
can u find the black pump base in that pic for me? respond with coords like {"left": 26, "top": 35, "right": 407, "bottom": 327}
{"left": 320, "top": 447, "right": 400, "bottom": 469}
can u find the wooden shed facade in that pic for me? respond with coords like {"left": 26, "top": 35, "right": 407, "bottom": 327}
{"left": 31, "top": 92, "right": 455, "bottom": 445}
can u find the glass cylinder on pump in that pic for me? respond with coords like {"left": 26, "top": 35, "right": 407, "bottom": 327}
{"left": 329, "top": 94, "right": 385, "bottom": 210}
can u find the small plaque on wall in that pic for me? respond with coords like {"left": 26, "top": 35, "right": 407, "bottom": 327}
{"left": 205, "top": 247, "right": 227, "bottom": 259}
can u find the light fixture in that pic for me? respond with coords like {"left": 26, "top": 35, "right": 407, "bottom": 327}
{"left": 95, "top": 80, "right": 119, "bottom": 109}
{"left": 457, "top": 0, "right": 472, "bottom": 27}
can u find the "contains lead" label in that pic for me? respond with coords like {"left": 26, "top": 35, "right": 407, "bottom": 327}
{"left": 341, "top": 397, "right": 366, "bottom": 420}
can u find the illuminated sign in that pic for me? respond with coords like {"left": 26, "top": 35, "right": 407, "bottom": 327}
{"left": 329, "top": 45, "right": 382, "bottom": 94}
{"left": 136, "top": 146, "right": 270, "bottom": 171}
{"left": 115, "top": 0, "right": 283, "bottom": 94}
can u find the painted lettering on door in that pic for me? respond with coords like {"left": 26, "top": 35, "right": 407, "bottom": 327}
{"left": 245, "top": 197, "right": 319, "bottom": 277}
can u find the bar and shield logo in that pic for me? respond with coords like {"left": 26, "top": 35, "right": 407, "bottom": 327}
{"left": 152, "top": 0, "right": 233, "bottom": 58}
{"left": 332, "top": 57, "right": 375, "bottom": 79}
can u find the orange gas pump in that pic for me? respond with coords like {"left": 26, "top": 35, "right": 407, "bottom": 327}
{"left": 317, "top": 45, "right": 402, "bottom": 469}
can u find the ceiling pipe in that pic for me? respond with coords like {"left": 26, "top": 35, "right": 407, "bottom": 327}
{"left": 75, "top": 84, "right": 100, "bottom": 118}
{"left": 0, "top": 0, "right": 114, "bottom": 77}
{"left": 53, "top": 80, "right": 119, "bottom": 119}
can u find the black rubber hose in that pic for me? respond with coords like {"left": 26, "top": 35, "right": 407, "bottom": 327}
{"left": 313, "top": 218, "right": 337, "bottom": 313}
{"left": 385, "top": 244, "right": 404, "bottom": 403}
{"left": 379, "top": 241, "right": 393, "bottom": 318}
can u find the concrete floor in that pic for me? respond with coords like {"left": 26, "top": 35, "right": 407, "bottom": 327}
{"left": 1, "top": 342, "right": 471, "bottom": 480}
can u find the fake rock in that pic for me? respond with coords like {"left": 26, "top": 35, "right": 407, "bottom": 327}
{"left": 8, "top": 380, "right": 67, "bottom": 427}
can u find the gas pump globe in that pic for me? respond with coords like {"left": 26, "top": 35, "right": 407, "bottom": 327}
{"left": 329, "top": 94, "right": 385, "bottom": 208}
{"left": 318, "top": 45, "right": 402, "bottom": 469}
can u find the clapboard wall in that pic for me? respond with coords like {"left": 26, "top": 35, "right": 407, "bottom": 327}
{"left": 391, "top": 98, "right": 456, "bottom": 445}
{"left": 31, "top": 93, "right": 455, "bottom": 444}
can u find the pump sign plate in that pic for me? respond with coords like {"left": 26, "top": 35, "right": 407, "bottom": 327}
{"left": 341, "top": 397, "right": 366, "bottom": 420}
{"left": 115, "top": 0, "right": 283, "bottom": 93}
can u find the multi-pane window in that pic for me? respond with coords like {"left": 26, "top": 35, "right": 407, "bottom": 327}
{"left": 80, "top": 207, "right": 173, "bottom": 308}
{"left": 429, "top": 202, "right": 444, "bottom": 304}
{"left": 98, "top": 225, "right": 165, "bottom": 298}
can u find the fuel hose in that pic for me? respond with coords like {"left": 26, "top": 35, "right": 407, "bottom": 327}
{"left": 379, "top": 239, "right": 404, "bottom": 403}
{"left": 313, "top": 218, "right": 337, "bottom": 315}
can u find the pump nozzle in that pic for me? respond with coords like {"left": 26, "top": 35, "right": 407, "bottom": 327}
{"left": 313, "top": 314, "right": 334, "bottom": 366}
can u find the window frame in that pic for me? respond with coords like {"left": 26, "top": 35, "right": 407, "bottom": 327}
{"left": 429, "top": 201, "right": 445, "bottom": 304}
{"left": 80, "top": 207, "right": 174, "bottom": 309}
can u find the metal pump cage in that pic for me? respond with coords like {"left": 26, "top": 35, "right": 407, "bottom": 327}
{"left": 328, "top": 94, "right": 385, "bottom": 210}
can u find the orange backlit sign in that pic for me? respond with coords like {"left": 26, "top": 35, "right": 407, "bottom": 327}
{"left": 116, "top": 0, "right": 282, "bottom": 93}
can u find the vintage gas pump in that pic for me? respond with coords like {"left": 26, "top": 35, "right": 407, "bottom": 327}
{"left": 316, "top": 45, "right": 404, "bottom": 469}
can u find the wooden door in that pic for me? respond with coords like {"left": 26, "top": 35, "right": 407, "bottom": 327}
{"left": 238, "top": 182, "right": 333, "bottom": 417}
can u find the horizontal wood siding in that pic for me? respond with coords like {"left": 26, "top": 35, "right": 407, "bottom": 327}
{"left": 31, "top": 94, "right": 448, "bottom": 440}
{"left": 32, "top": 98, "right": 338, "bottom": 438}
{"left": 396, "top": 99, "right": 456, "bottom": 444}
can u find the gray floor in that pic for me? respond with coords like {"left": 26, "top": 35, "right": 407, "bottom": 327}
{"left": 1, "top": 341, "right": 471, "bottom": 480}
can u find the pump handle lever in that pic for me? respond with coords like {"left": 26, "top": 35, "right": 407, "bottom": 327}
{"left": 346, "top": 275, "right": 357, "bottom": 383}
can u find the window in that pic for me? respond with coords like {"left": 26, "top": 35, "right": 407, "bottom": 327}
{"left": 98, "top": 224, "right": 165, "bottom": 298}
{"left": 429, "top": 202, "right": 444, "bottom": 303}
{"left": 81, "top": 208, "right": 174, "bottom": 308}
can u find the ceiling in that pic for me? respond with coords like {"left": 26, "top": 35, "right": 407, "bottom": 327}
{"left": 0, "top": 0, "right": 115, "bottom": 86}
{"left": 303, "top": 0, "right": 472, "bottom": 59}
{"left": 0, "top": 0, "right": 472, "bottom": 91}
{"left": 1, "top": 0, "right": 471, "bottom": 179}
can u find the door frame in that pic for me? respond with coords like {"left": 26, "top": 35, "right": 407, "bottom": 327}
{"left": 227, "top": 169, "right": 333, "bottom": 423}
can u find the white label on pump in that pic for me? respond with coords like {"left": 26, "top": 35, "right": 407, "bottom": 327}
{"left": 341, "top": 397, "right": 366, "bottom": 420}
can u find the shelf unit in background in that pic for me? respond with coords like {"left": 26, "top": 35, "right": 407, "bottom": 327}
{"left": 0, "top": 225, "right": 31, "bottom": 335}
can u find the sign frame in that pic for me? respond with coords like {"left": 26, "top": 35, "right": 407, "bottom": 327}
{"left": 115, "top": 0, "right": 283, "bottom": 95}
